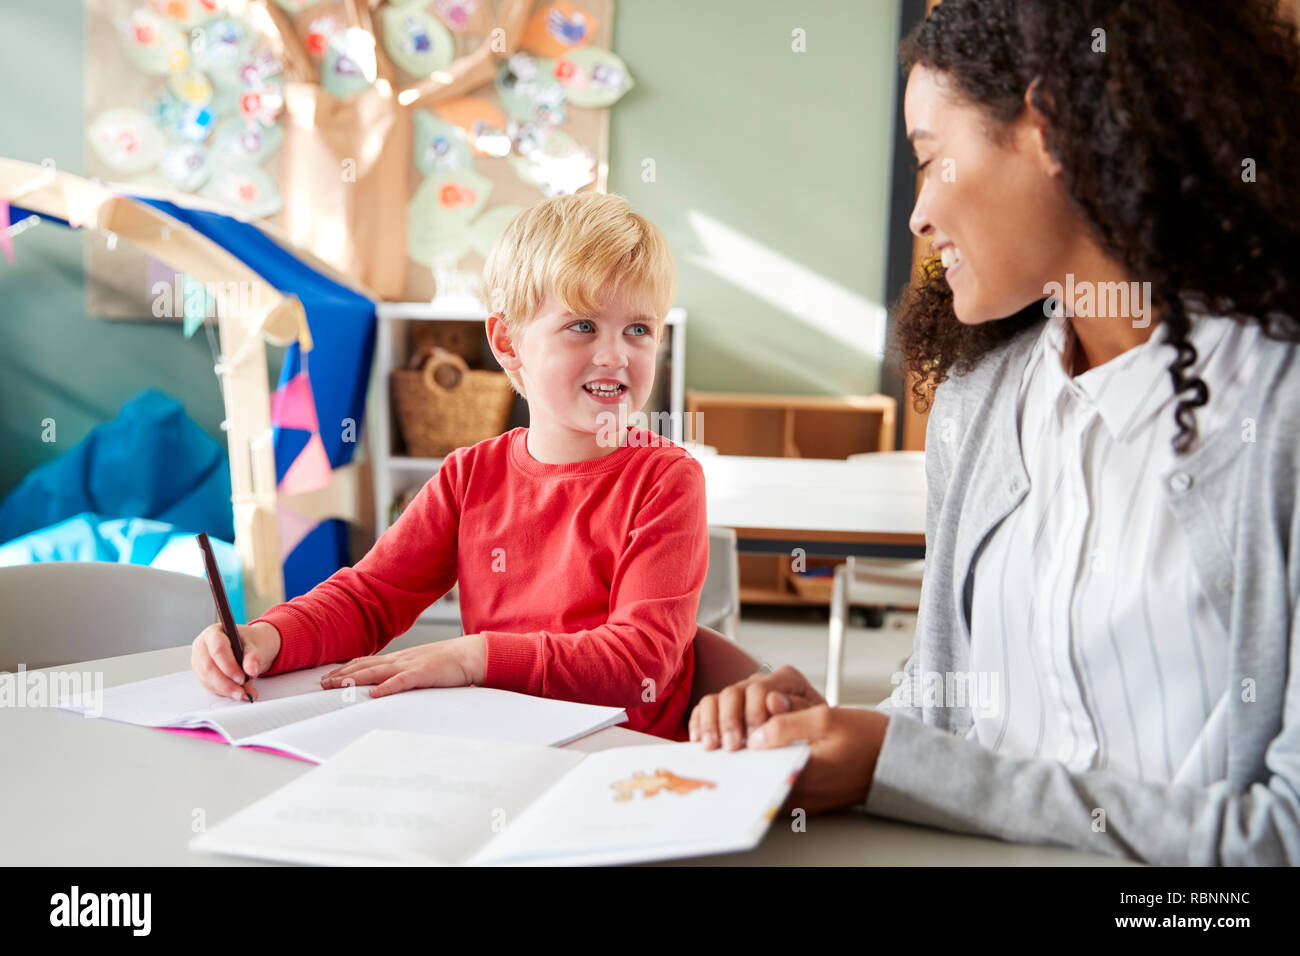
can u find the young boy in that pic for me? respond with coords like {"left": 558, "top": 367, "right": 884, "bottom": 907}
{"left": 190, "top": 192, "right": 708, "bottom": 740}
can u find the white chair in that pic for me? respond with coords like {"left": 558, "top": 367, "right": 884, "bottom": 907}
{"left": 824, "top": 450, "right": 927, "bottom": 706}
{"left": 697, "top": 525, "right": 741, "bottom": 640}
{"left": 825, "top": 556, "right": 925, "bottom": 706}
{"left": 0, "top": 563, "right": 215, "bottom": 671}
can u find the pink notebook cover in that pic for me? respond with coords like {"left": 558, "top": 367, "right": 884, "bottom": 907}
{"left": 159, "top": 726, "right": 317, "bottom": 764}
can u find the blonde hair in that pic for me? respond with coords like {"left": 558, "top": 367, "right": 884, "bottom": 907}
{"left": 482, "top": 192, "right": 677, "bottom": 397}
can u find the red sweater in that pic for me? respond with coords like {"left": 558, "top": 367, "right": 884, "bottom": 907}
{"left": 251, "top": 426, "right": 709, "bottom": 740}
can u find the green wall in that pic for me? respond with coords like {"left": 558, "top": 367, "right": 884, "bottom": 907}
{"left": 610, "top": 1, "right": 900, "bottom": 396}
{"left": 0, "top": 0, "right": 900, "bottom": 499}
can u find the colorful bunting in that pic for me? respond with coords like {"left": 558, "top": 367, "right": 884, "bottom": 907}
{"left": 270, "top": 371, "right": 320, "bottom": 432}
{"left": 278, "top": 431, "right": 332, "bottom": 496}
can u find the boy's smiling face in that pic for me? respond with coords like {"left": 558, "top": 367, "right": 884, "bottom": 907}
{"left": 489, "top": 281, "right": 662, "bottom": 463}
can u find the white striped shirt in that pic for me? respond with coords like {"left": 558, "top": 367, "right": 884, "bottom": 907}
{"left": 968, "top": 308, "right": 1262, "bottom": 785}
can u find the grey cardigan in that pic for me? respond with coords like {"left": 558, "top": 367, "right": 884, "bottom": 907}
{"left": 865, "top": 319, "right": 1300, "bottom": 865}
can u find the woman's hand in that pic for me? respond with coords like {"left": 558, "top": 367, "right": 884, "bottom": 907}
{"left": 689, "top": 664, "right": 826, "bottom": 750}
{"left": 319, "top": 634, "right": 487, "bottom": 698}
{"left": 748, "top": 703, "right": 890, "bottom": 815}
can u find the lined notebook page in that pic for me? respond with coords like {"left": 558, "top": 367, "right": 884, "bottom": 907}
{"left": 57, "top": 665, "right": 337, "bottom": 731}
{"left": 237, "top": 686, "right": 628, "bottom": 763}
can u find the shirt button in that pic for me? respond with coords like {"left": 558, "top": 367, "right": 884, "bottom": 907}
{"left": 1217, "top": 575, "right": 1234, "bottom": 594}
{"left": 1168, "top": 472, "right": 1193, "bottom": 493}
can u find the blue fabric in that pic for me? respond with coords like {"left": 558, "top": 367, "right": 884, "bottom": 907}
{"left": 0, "top": 512, "right": 246, "bottom": 624}
{"left": 10, "top": 197, "right": 379, "bottom": 601}
{"left": 131, "top": 197, "right": 377, "bottom": 600}
{"left": 0, "top": 389, "right": 234, "bottom": 545}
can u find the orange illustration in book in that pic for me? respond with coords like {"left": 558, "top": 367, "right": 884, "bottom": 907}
{"left": 611, "top": 769, "right": 716, "bottom": 802}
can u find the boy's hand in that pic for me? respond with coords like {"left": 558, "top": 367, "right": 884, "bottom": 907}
{"left": 191, "top": 621, "right": 282, "bottom": 702}
{"left": 689, "top": 665, "right": 825, "bottom": 751}
{"left": 319, "top": 635, "right": 487, "bottom": 698}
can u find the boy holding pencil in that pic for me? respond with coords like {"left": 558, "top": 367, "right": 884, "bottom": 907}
{"left": 190, "top": 192, "right": 708, "bottom": 740}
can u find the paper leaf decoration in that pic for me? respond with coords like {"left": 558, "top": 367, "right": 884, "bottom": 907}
{"left": 159, "top": 141, "right": 212, "bottom": 191}
{"left": 507, "top": 127, "right": 595, "bottom": 197}
{"left": 496, "top": 52, "right": 566, "bottom": 126}
{"left": 304, "top": 14, "right": 343, "bottom": 58}
{"left": 382, "top": 4, "right": 455, "bottom": 78}
{"left": 233, "top": 48, "right": 283, "bottom": 90}
{"left": 151, "top": 85, "right": 218, "bottom": 143}
{"left": 210, "top": 116, "right": 282, "bottom": 166}
{"left": 413, "top": 111, "right": 475, "bottom": 176}
{"left": 433, "top": 97, "right": 511, "bottom": 160}
{"left": 467, "top": 204, "right": 526, "bottom": 258}
{"left": 190, "top": 17, "right": 252, "bottom": 87}
{"left": 148, "top": 0, "right": 225, "bottom": 29}
{"left": 238, "top": 81, "right": 285, "bottom": 127}
{"left": 548, "top": 47, "right": 634, "bottom": 108}
{"left": 88, "top": 109, "right": 168, "bottom": 174}
{"left": 432, "top": 0, "right": 482, "bottom": 32}
{"left": 407, "top": 169, "right": 493, "bottom": 265}
{"left": 167, "top": 69, "right": 215, "bottom": 107}
{"left": 199, "top": 166, "right": 282, "bottom": 218}
{"left": 323, "top": 28, "right": 378, "bottom": 98}
{"left": 521, "top": 2, "right": 598, "bottom": 58}
{"left": 117, "top": 8, "right": 191, "bottom": 75}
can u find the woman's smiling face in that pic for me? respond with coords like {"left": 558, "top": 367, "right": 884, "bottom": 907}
{"left": 905, "top": 64, "right": 1078, "bottom": 324}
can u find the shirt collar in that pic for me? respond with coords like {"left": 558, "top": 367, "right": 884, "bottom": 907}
{"left": 1036, "top": 309, "right": 1236, "bottom": 442}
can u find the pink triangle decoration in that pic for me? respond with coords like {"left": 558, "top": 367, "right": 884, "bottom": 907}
{"left": 0, "top": 200, "right": 15, "bottom": 265}
{"left": 276, "top": 502, "right": 321, "bottom": 561}
{"left": 278, "top": 431, "right": 333, "bottom": 496}
{"left": 270, "top": 371, "right": 320, "bottom": 432}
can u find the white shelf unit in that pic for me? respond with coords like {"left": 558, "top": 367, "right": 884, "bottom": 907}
{"left": 366, "top": 303, "right": 687, "bottom": 624}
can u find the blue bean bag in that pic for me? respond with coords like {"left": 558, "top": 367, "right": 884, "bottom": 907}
{"left": 0, "top": 389, "right": 234, "bottom": 545}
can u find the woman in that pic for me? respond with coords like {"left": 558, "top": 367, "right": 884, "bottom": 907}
{"left": 690, "top": 0, "right": 1300, "bottom": 865}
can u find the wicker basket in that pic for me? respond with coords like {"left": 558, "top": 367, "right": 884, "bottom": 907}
{"left": 408, "top": 321, "right": 483, "bottom": 366}
{"left": 391, "top": 348, "right": 516, "bottom": 457}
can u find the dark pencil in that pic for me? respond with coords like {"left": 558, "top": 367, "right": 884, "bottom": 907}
{"left": 197, "top": 532, "right": 253, "bottom": 703}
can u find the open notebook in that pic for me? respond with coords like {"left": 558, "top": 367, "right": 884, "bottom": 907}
{"left": 191, "top": 729, "right": 810, "bottom": 866}
{"left": 55, "top": 666, "right": 627, "bottom": 764}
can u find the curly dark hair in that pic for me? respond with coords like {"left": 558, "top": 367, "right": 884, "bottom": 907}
{"left": 892, "top": 0, "right": 1300, "bottom": 453}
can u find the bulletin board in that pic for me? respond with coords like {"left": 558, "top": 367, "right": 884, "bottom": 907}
{"left": 83, "top": 0, "right": 626, "bottom": 317}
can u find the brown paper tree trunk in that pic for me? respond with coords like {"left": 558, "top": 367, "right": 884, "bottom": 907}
{"left": 280, "top": 83, "right": 412, "bottom": 298}
{"left": 263, "top": 0, "right": 533, "bottom": 300}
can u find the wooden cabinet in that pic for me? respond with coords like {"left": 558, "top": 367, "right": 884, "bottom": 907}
{"left": 684, "top": 392, "right": 896, "bottom": 459}
{"left": 686, "top": 391, "right": 897, "bottom": 605}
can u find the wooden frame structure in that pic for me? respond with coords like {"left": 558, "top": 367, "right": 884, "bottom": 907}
{"left": 0, "top": 156, "right": 321, "bottom": 615}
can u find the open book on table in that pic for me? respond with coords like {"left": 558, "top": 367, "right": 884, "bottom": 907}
{"left": 190, "top": 729, "right": 810, "bottom": 866}
{"left": 55, "top": 666, "right": 626, "bottom": 764}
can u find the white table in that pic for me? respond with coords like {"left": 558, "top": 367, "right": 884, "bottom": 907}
{"left": 695, "top": 453, "right": 927, "bottom": 560}
{"left": 0, "top": 646, "right": 1131, "bottom": 866}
